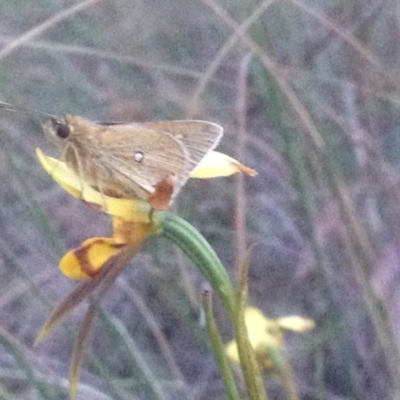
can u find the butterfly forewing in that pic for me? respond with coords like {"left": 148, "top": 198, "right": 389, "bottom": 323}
{"left": 132, "top": 120, "right": 223, "bottom": 196}
{"left": 96, "top": 126, "right": 187, "bottom": 199}
{"left": 96, "top": 120, "right": 222, "bottom": 199}
{"left": 139, "top": 120, "right": 223, "bottom": 166}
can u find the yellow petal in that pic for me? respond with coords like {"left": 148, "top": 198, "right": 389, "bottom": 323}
{"left": 225, "top": 339, "right": 240, "bottom": 363}
{"left": 225, "top": 307, "right": 281, "bottom": 363}
{"left": 277, "top": 316, "right": 315, "bottom": 333}
{"left": 36, "top": 147, "right": 85, "bottom": 199}
{"left": 191, "top": 151, "right": 257, "bottom": 178}
{"left": 36, "top": 148, "right": 256, "bottom": 219}
{"left": 226, "top": 308, "right": 314, "bottom": 372}
{"left": 244, "top": 307, "right": 270, "bottom": 336}
{"left": 60, "top": 237, "right": 126, "bottom": 280}
{"left": 112, "top": 217, "right": 151, "bottom": 246}
{"left": 226, "top": 338, "right": 275, "bottom": 372}
{"left": 36, "top": 148, "right": 151, "bottom": 222}
{"left": 243, "top": 307, "right": 282, "bottom": 349}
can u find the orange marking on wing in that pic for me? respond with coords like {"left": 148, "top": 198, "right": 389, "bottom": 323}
{"left": 148, "top": 176, "right": 175, "bottom": 211}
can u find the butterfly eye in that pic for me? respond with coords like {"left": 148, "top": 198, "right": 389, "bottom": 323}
{"left": 51, "top": 118, "right": 70, "bottom": 139}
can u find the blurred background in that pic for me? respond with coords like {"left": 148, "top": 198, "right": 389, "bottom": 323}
{"left": 0, "top": 0, "right": 400, "bottom": 399}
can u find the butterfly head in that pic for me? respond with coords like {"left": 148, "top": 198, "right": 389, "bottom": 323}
{"left": 42, "top": 116, "right": 73, "bottom": 149}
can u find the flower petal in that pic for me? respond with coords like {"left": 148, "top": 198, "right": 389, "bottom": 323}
{"left": 60, "top": 237, "right": 126, "bottom": 280}
{"left": 112, "top": 217, "right": 152, "bottom": 246}
{"left": 277, "top": 316, "right": 315, "bottom": 333}
{"left": 36, "top": 148, "right": 257, "bottom": 218}
{"left": 36, "top": 148, "right": 151, "bottom": 222}
{"left": 191, "top": 151, "right": 257, "bottom": 178}
{"left": 226, "top": 307, "right": 315, "bottom": 371}
{"left": 36, "top": 147, "right": 85, "bottom": 199}
{"left": 225, "top": 339, "right": 240, "bottom": 363}
{"left": 244, "top": 307, "right": 270, "bottom": 335}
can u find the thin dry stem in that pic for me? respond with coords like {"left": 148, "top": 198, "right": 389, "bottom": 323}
{"left": 289, "top": 0, "right": 400, "bottom": 87}
{"left": 69, "top": 304, "right": 97, "bottom": 399}
{"left": 0, "top": 0, "right": 103, "bottom": 61}
{"left": 189, "top": 0, "right": 277, "bottom": 117}
{"left": 234, "top": 53, "right": 252, "bottom": 270}
{"left": 0, "top": 36, "right": 214, "bottom": 81}
{"left": 200, "top": 0, "right": 324, "bottom": 149}
{"left": 117, "top": 278, "right": 193, "bottom": 398}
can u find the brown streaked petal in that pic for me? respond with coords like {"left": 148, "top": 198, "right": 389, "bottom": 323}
{"left": 60, "top": 237, "right": 127, "bottom": 280}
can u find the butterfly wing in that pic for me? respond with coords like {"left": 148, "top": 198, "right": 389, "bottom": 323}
{"left": 97, "top": 126, "right": 187, "bottom": 199}
{"left": 98, "top": 120, "right": 223, "bottom": 200}
{"left": 65, "top": 116, "right": 223, "bottom": 202}
{"left": 133, "top": 120, "right": 223, "bottom": 195}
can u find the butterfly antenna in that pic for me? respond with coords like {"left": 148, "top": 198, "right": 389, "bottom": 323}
{"left": 0, "top": 101, "right": 58, "bottom": 119}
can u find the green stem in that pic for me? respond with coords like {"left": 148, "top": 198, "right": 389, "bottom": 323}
{"left": 272, "top": 348, "right": 300, "bottom": 400}
{"left": 203, "top": 289, "right": 241, "bottom": 400}
{"left": 234, "top": 254, "right": 268, "bottom": 400}
{"left": 153, "top": 211, "right": 237, "bottom": 318}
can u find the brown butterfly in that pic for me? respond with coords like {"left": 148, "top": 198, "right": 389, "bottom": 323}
{"left": 43, "top": 115, "right": 223, "bottom": 209}
{"left": 0, "top": 101, "right": 223, "bottom": 210}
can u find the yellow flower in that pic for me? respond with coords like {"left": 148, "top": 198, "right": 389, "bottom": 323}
{"left": 36, "top": 149, "right": 154, "bottom": 279}
{"left": 37, "top": 148, "right": 256, "bottom": 217}
{"left": 35, "top": 144, "right": 257, "bottom": 399}
{"left": 226, "top": 307, "right": 315, "bottom": 372}
{"left": 36, "top": 147, "right": 256, "bottom": 279}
